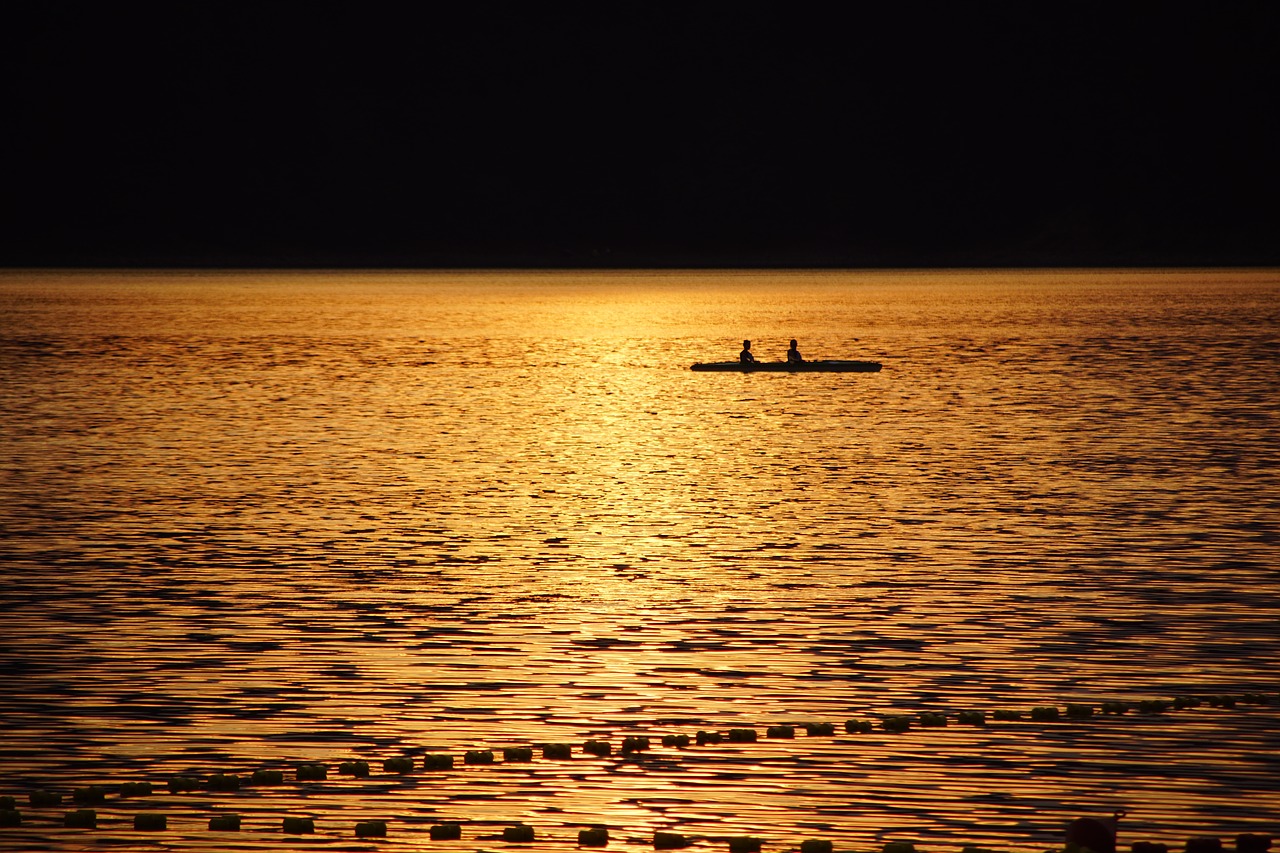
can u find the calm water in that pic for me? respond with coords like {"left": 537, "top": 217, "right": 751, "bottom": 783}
{"left": 1, "top": 269, "right": 1277, "bottom": 852}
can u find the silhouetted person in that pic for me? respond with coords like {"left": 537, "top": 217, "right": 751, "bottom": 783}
{"left": 739, "top": 339, "right": 757, "bottom": 364}
{"left": 787, "top": 339, "right": 804, "bottom": 363}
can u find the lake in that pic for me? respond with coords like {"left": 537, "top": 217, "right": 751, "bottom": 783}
{"left": 1, "top": 269, "right": 1277, "bottom": 852}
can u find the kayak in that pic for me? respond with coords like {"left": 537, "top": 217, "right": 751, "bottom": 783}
{"left": 690, "top": 360, "right": 882, "bottom": 372}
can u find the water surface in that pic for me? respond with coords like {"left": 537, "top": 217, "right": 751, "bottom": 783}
{"left": 1, "top": 269, "right": 1277, "bottom": 851}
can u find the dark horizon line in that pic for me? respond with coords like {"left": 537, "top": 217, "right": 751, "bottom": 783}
{"left": 5, "top": 260, "right": 1279, "bottom": 273}
{"left": 6, "top": 243, "right": 1278, "bottom": 272}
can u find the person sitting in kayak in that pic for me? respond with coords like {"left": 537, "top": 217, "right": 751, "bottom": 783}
{"left": 787, "top": 339, "right": 804, "bottom": 363}
{"left": 739, "top": 340, "right": 757, "bottom": 364}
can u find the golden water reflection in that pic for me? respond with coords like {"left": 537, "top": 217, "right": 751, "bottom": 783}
{"left": 0, "top": 270, "right": 1277, "bottom": 850}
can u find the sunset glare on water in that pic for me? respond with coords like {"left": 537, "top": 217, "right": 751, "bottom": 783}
{"left": 1, "top": 269, "right": 1277, "bottom": 851}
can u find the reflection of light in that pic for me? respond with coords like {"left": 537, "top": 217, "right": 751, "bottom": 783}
{"left": 8, "top": 270, "right": 1278, "bottom": 850}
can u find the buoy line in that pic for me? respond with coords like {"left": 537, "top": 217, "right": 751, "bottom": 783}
{"left": 2, "top": 693, "right": 1274, "bottom": 849}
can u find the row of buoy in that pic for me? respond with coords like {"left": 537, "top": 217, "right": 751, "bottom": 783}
{"left": 3, "top": 693, "right": 1275, "bottom": 807}
{"left": 0, "top": 809, "right": 365, "bottom": 836}
{"left": 1146, "top": 836, "right": 1274, "bottom": 853}
{"left": 3, "top": 808, "right": 171, "bottom": 831}
{"left": 0, "top": 803, "right": 1269, "bottom": 853}
{"left": 0, "top": 807, "right": 810, "bottom": 849}
{"left": 2, "top": 695, "right": 1273, "bottom": 845}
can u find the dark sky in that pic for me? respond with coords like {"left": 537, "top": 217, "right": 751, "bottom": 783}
{"left": 4, "top": 5, "right": 1278, "bottom": 268}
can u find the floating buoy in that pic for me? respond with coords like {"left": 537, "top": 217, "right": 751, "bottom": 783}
{"left": 339, "top": 760, "right": 370, "bottom": 776}
{"left": 0, "top": 809, "right": 21, "bottom": 827}
{"left": 504, "top": 747, "right": 534, "bottom": 762}
{"left": 119, "top": 781, "right": 154, "bottom": 797}
{"left": 654, "top": 831, "right": 691, "bottom": 849}
{"left": 882, "top": 716, "right": 911, "bottom": 733}
{"left": 1065, "top": 810, "right": 1124, "bottom": 853}
{"left": 423, "top": 754, "right": 455, "bottom": 770}
{"left": 430, "top": 823, "right": 462, "bottom": 840}
{"left": 1101, "top": 702, "right": 1131, "bottom": 715}
{"left": 918, "top": 713, "right": 947, "bottom": 728}
{"left": 168, "top": 775, "right": 202, "bottom": 794}
{"left": 729, "top": 836, "right": 763, "bottom": 852}
{"left": 208, "top": 814, "right": 241, "bottom": 831}
{"left": 1066, "top": 704, "right": 1096, "bottom": 719}
{"left": 1031, "top": 706, "right": 1061, "bottom": 722}
{"left": 845, "top": 719, "right": 875, "bottom": 734}
{"left": 72, "top": 786, "right": 106, "bottom": 805}
{"left": 1138, "top": 700, "right": 1170, "bottom": 715}
{"left": 956, "top": 711, "right": 986, "bottom": 726}
{"left": 804, "top": 722, "right": 836, "bottom": 736}
{"left": 503, "top": 825, "right": 535, "bottom": 842}
{"left": 992, "top": 709, "right": 1023, "bottom": 721}
{"left": 800, "top": 840, "right": 833, "bottom": 853}
{"left": 283, "top": 817, "right": 315, "bottom": 834}
{"left": 1187, "top": 839, "right": 1224, "bottom": 853}
{"left": 622, "top": 736, "right": 651, "bottom": 753}
{"left": 383, "top": 756, "right": 415, "bottom": 773}
{"left": 135, "top": 813, "right": 167, "bottom": 831}
{"left": 1233, "top": 829, "right": 1274, "bottom": 850}
{"left": 884, "top": 842, "right": 918, "bottom": 853}
{"left": 64, "top": 809, "right": 97, "bottom": 829}
{"left": 696, "top": 730, "right": 723, "bottom": 745}
{"left": 727, "top": 728, "right": 757, "bottom": 743}
{"left": 767, "top": 725, "right": 795, "bottom": 739}
{"left": 661, "top": 734, "right": 691, "bottom": 748}
{"left": 29, "top": 790, "right": 62, "bottom": 808}
{"left": 0, "top": 797, "right": 12, "bottom": 810}
{"left": 296, "top": 763, "right": 327, "bottom": 781}
{"left": 1133, "top": 841, "right": 1170, "bottom": 853}
{"left": 542, "top": 743, "right": 573, "bottom": 759}
{"left": 464, "top": 750, "right": 495, "bottom": 765}
{"left": 1236, "top": 833, "right": 1272, "bottom": 853}
{"left": 356, "top": 820, "right": 387, "bottom": 837}
{"left": 579, "top": 827, "right": 610, "bottom": 846}
{"left": 584, "top": 740, "right": 612, "bottom": 757}
{"left": 251, "top": 769, "right": 284, "bottom": 785}
{"left": 206, "top": 773, "right": 241, "bottom": 792}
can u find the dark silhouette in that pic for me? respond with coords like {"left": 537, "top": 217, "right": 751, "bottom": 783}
{"left": 1235, "top": 835, "right": 1272, "bottom": 853}
{"left": 787, "top": 339, "right": 804, "bottom": 363}
{"left": 1066, "top": 811, "right": 1125, "bottom": 853}
{"left": 739, "top": 340, "right": 757, "bottom": 364}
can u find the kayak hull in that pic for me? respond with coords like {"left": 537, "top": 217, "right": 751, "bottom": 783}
{"left": 690, "top": 360, "right": 882, "bottom": 373}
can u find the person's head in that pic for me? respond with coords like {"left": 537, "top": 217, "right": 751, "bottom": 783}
{"left": 789, "top": 339, "right": 797, "bottom": 349}
{"left": 743, "top": 340, "right": 751, "bottom": 349}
